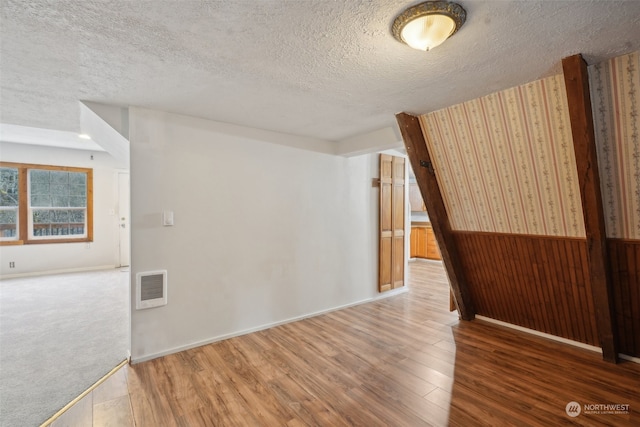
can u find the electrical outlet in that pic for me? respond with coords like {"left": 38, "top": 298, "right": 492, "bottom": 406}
{"left": 9, "top": 262, "right": 15, "bottom": 268}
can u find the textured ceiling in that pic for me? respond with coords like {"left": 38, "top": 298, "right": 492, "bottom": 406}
{"left": 1, "top": 0, "right": 640, "bottom": 144}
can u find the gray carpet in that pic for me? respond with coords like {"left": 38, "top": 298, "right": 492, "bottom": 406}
{"left": 0, "top": 269, "right": 129, "bottom": 427}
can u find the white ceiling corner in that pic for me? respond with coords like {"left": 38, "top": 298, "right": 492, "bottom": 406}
{"left": 0, "top": 123, "right": 105, "bottom": 152}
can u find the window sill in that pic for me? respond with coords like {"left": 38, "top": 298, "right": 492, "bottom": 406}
{"left": 1, "top": 238, "right": 92, "bottom": 246}
{"left": 25, "top": 238, "right": 92, "bottom": 245}
{"left": 0, "top": 240, "right": 24, "bottom": 246}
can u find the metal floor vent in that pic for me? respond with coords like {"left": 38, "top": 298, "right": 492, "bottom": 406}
{"left": 136, "top": 270, "right": 167, "bottom": 309}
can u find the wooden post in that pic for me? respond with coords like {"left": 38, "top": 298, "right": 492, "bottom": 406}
{"left": 396, "top": 112, "right": 475, "bottom": 321}
{"left": 562, "top": 54, "right": 618, "bottom": 363}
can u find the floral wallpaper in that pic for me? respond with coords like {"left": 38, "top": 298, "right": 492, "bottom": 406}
{"left": 419, "top": 74, "right": 586, "bottom": 237}
{"left": 589, "top": 51, "right": 640, "bottom": 240}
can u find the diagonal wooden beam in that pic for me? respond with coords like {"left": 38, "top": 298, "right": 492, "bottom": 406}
{"left": 562, "top": 54, "right": 618, "bottom": 363}
{"left": 396, "top": 112, "right": 475, "bottom": 320}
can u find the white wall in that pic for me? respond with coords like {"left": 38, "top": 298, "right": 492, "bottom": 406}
{"left": 129, "top": 108, "right": 406, "bottom": 362}
{"left": 0, "top": 142, "right": 122, "bottom": 277}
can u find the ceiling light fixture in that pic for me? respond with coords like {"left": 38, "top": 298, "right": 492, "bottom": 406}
{"left": 392, "top": 1, "right": 466, "bottom": 51}
{"left": 78, "top": 133, "right": 91, "bottom": 140}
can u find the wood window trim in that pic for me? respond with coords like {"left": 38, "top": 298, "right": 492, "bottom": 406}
{"left": 0, "top": 161, "right": 93, "bottom": 246}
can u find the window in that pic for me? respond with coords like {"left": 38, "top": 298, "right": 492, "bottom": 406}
{"left": 0, "top": 167, "right": 19, "bottom": 240}
{"left": 0, "top": 162, "right": 93, "bottom": 245}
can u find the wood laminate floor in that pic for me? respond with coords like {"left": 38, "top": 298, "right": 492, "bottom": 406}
{"left": 51, "top": 261, "right": 640, "bottom": 426}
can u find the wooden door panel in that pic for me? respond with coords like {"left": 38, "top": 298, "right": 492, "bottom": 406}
{"left": 410, "top": 227, "right": 418, "bottom": 258}
{"left": 380, "top": 184, "right": 392, "bottom": 231}
{"left": 391, "top": 156, "right": 405, "bottom": 289}
{"left": 379, "top": 154, "right": 405, "bottom": 292}
{"left": 392, "top": 235, "right": 405, "bottom": 288}
{"left": 417, "top": 228, "right": 427, "bottom": 258}
{"left": 393, "top": 187, "right": 404, "bottom": 230}
{"left": 380, "top": 238, "right": 392, "bottom": 292}
{"left": 379, "top": 155, "right": 393, "bottom": 292}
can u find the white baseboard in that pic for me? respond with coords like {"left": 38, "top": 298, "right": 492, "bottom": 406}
{"left": 476, "top": 316, "right": 640, "bottom": 364}
{"left": 408, "top": 258, "right": 442, "bottom": 264}
{"left": 0, "top": 264, "right": 117, "bottom": 280}
{"left": 475, "top": 315, "right": 603, "bottom": 354}
{"left": 131, "top": 286, "right": 409, "bottom": 364}
{"left": 619, "top": 354, "right": 640, "bottom": 364}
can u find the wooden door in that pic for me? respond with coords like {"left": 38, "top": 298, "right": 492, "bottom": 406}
{"left": 379, "top": 154, "right": 405, "bottom": 292}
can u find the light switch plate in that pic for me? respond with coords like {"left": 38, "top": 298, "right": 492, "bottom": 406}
{"left": 163, "top": 210, "right": 174, "bottom": 226}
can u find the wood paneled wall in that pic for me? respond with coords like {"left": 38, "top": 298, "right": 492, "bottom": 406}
{"left": 609, "top": 239, "right": 640, "bottom": 357}
{"left": 450, "top": 232, "right": 640, "bottom": 357}
{"left": 453, "top": 231, "right": 600, "bottom": 346}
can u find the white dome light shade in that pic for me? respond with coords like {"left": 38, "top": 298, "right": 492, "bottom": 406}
{"left": 401, "top": 14, "right": 456, "bottom": 51}
{"left": 392, "top": 1, "right": 466, "bottom": 52}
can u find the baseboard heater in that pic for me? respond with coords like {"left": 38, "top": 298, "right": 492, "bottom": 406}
{"left": 136, "top": 270, "right": 167, "bottom": 309}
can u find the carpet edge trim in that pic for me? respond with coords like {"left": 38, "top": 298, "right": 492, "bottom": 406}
{"left": 39, "top": 358, "right": 129, "bottom": 427}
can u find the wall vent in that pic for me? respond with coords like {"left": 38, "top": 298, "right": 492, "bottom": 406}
{"left": 136, "top": 270, "right": 167, "bottom": 309}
